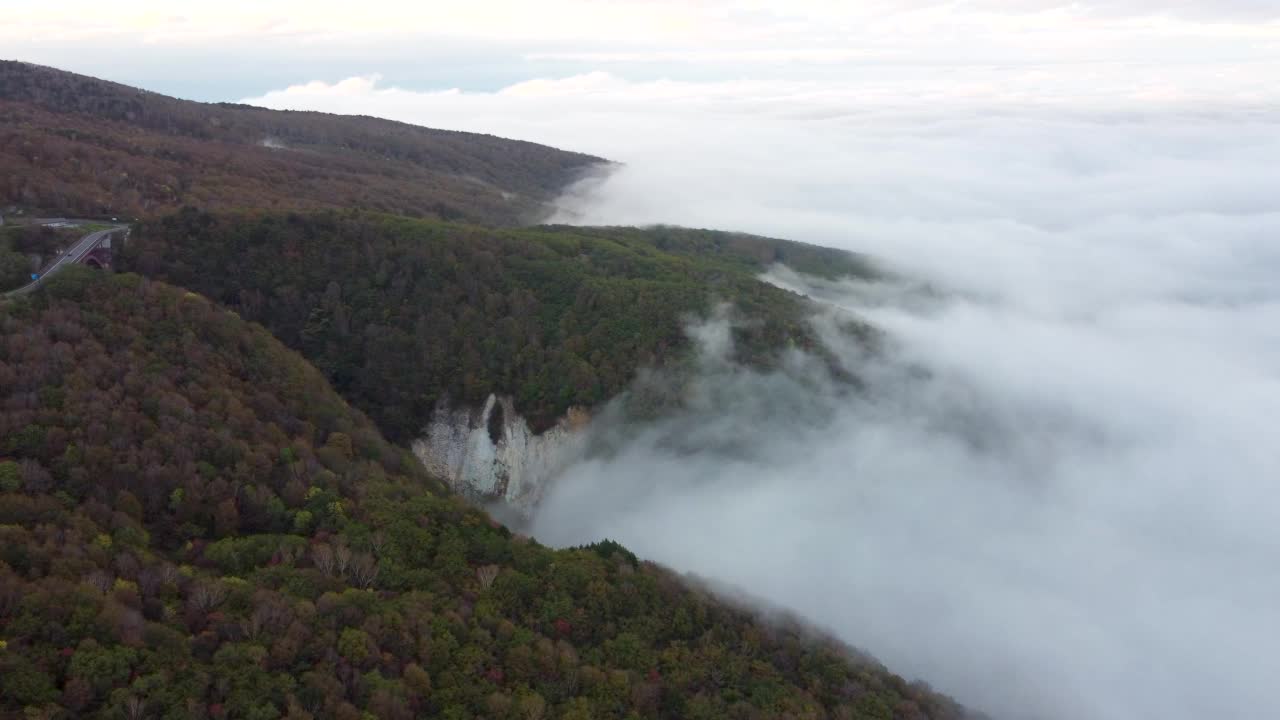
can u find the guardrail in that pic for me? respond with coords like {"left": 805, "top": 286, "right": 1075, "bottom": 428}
{"left": 3, "top": 225, "right": 126, "bottom": 298}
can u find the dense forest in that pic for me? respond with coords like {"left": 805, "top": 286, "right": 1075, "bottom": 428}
{"left": 0, "top": 61, "right": 974, "bottom": 720}
{"left": 0, "top": 62, "right": 604, "bottom": 223}
{"left": 0, "top": 269, "right": 967, "bottom": 719}
{"left": 122, "top": 209, "right": 874, "bottom": 440}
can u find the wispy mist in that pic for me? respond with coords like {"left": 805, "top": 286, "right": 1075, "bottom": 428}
{"left": 532, "top": 268, "right": 1279, "bottom": 720}
{"left": 244, "top": 68, "right": 1280, "bottom": 719}
{"left": 538, "top": 103, "right": 1279, "bottom": 720}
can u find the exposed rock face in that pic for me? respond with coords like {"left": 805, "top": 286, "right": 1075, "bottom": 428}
{"left": 411, "top": 394, "right": 590, "bottom": 514}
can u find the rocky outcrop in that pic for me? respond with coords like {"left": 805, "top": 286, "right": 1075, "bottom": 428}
{"left": 411, "top": 395, "right": 590, "bottom": 514}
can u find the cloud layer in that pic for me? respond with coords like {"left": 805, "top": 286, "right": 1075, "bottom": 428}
{"left": 245, "top": 68, "right": 1280, "bottom": 719}
{"left": 540, "top": 98, "right": 1280, "bottom": 720}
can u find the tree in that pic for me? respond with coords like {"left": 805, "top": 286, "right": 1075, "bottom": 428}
{"left": 68, "top": 640, "right": 136, "bottom": 696}
{"left": 350, "top": 553, "right": 379, "bottom": 589}
{"left": 214, "top": 498, "right": 240, "bottom": 537}
{"left": 333, "top": 543, "right": 352, "bottom": 578}
{"left": 187, "top": 579, "right": 228, "bottom": 613}
{"left": 517, "top": 690, "right": 546, "bottom": 720}
{"left": 0, "top": 460, "right": 20, "bottom": 492}
{"left": 338, "top": 628, "right": 372, "bottom": 664}
{"left": 0, "top": 660, "right": 57, "bottom": 706}
{"left": 402, "top": 663, "right": 431, "bottom": 701}
{"left": 312, "top": 544, "right": 335, "bottom": 576}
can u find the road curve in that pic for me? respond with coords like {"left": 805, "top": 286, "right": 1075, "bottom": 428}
{"left": 3, "top": 224, "right": 126, "bottom": 298}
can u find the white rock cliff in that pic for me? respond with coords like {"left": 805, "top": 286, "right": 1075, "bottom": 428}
{"left": 411, "top": 394, "right": 589, "bottom": 514}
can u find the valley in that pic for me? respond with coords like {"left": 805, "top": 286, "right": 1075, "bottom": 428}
{"left": 0, "top": 63, "right": 970, "bottom": 719}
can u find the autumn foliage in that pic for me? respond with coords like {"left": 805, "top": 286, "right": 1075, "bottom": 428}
{"left": 0, "top": 61, "right": 603, "bottom": 224}
{"left": 0, "top": 271, "right": 968, "bottom": 719}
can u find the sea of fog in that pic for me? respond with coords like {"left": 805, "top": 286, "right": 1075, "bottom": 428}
{"left": 535, "top": 105, "right": 1280, "bottom": 720}
{"left": 248, "top": 78, "right": 1280, "bottom": 720}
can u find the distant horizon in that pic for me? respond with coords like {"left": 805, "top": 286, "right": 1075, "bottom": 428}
{"left": 8, "top": 1, "right": 1280, "bottom": 107}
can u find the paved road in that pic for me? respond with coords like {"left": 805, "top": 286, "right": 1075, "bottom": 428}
{"left": 3, "top": 224, "right": 125, "bottom": 298}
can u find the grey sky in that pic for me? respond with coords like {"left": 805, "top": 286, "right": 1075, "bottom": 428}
{"left": 6, "top": 1, "right": 1280, "bottom": 102}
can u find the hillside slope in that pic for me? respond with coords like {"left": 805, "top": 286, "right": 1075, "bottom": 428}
{"left": 123, "top": 209, "right": 875, "bottom": 441}
{"left": 0, "top": 61, "right": 604, "bottom": 223}
{"left": 0, "top": 270, "right": 967, "bottom": 719}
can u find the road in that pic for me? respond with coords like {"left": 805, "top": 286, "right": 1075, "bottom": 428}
{"left": 3, "top": 223, "right": 126, "bottom": 298}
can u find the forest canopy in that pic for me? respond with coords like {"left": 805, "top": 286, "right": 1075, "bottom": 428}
{"left": 122, "top": 209, "right": 874, "bottom": 441}
{"left": 0, "top": 270, "right": 966, "bottom": 719}
{"left": 0, "top": 62, "right": 603, "bottom": 223}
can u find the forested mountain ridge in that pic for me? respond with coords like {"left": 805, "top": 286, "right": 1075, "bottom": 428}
{"left": 122, "top": 209, "right": 876, "bottom": 441}
{"left": 0, "top": 61, "right": 605, "bottom": 223}
{"left": 0, "top": 269, "right": 969, "bottom": 719}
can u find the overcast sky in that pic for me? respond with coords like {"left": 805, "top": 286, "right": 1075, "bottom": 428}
{"left": 6, "top": 1, "right": 1280, "bottom": 104}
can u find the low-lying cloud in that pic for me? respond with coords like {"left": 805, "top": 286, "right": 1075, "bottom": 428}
{"left": 532, "top": 264, "right": 1279, "bottom": 720}
{"left": 248, "top": 71, "right": 1280, "bottom": 719}
{"left": 542, "top": 92, "right": 1279, "bottom": 720}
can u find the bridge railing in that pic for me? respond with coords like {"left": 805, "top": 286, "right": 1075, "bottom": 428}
{"left": 2, "top": 226, "right": 126, "bottom": 298}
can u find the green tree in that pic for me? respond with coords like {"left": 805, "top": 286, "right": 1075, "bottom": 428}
{"left": 68, "top": 640, "right": 136, "bottom": 696}
{"left": 0, "top": 658, "right": 57, "bottom": 706}
{"left": 0, "top": 460, "right": 20, "bottom": 492}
